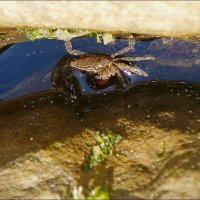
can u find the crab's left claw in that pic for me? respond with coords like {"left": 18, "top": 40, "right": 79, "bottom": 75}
{"left": 113, "top": 55, "right": 155, "bottom": 77}
{"left": 126, "top": 65, "right": 148, "bottom": 77}
{"left": 114, "top": 63, "right": 148, "bottom": 77}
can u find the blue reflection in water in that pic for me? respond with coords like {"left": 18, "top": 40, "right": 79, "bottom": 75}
{"left": 128, "top": 63, "right": 200, "bottom": 85}
{"left": 0, "top": 39, "right": 66, "bottom": 94}
{"left": 0, "top": 37, "right": 200, "bottom": 102}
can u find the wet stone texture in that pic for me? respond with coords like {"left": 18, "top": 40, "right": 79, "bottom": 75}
{"left": 0, "top": 82, "right": 200, "bottom": 199}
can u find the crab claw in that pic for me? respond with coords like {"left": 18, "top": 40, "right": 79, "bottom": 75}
{"left": 68, "top": 84, "right": 77, "bottom": 99}
{"left": 115, "top": 63, "right": 148, "bottom": 77}
{"left": 127, "top": 66, "right": 148, "bottom": 77}
{"left": 51, "top": 55, "right": 81, "bottom": 99}
{"left": 62, "top": 68, "right": 81, "bottom": 99}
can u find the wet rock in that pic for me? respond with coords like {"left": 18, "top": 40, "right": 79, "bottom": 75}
{"left": 0, "top": 82, "right": 200, "bottom": 198}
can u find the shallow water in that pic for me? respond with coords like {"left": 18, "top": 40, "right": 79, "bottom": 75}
{"left": 0, "top": 33, "right": 200, "bottom": 199}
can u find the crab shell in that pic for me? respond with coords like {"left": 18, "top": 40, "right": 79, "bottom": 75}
{"left": 69, "top": 54, "right": 149, "bottom": 81}
{"left": 51, "top": 53, "right": 154, "bottom": 99}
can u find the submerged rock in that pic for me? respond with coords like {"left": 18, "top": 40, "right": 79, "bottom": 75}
{"left": 0, "top": 82, "right": 200, "bottom": 199}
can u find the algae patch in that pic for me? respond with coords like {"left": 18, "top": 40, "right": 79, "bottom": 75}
{"left": 85, "top": 130, "right": 123, "bottom": 169}
{"left": 71, "top": 186, "right": 109, "bottom": 200}
{"left": 18, "top": 28, "right": 114, "bottom": 44}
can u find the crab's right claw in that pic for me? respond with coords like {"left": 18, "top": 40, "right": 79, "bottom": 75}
{"left": 68, "top": 84, "right": 77, "bottom": 99}
{"left": 51, "top": 56, "right": 80, "bottom": 99}
{"left": 52, "top": 76, "right": 78, "bottom": 99}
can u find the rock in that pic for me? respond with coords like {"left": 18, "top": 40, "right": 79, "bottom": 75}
{"left": 0, "top": 2, "right": 200, "bottom": 37}
{"left": 0, "top": 82, "right": 200, "bottom": 198}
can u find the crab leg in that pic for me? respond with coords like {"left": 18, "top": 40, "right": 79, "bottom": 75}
{"left": 113, "top": 55, "right": 155, "bottom": 62}
{"left": 112, "top": 64, "right": 130, "bottom": 88}
{"left": 65, "top": 40, "right": 86, "bottom": 56}
{"left": 111, "top": 37, "right": 136, "bottom": 58}
{"left": 115, "top": 62, "right": 148, "bottom": 77}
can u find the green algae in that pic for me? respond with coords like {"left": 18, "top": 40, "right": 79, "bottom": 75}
{"left": 85, "top": 130, "right": 123, "bottom": 169}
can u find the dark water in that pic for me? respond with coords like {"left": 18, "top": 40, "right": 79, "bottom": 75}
{"left": 0, "top": 36, "right": 200, "bottom": 102}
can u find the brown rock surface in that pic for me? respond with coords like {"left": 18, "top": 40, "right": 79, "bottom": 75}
{"left": 0, "top": 83, "right": 200, "bottom": 199}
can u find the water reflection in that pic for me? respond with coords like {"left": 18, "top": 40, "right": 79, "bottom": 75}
{"left": 0, "top": 36, "right": 200, "bottom": 102}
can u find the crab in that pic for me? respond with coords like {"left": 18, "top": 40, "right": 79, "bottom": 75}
{"left": 52, "top": 37, "right": 155, "bottom": 98}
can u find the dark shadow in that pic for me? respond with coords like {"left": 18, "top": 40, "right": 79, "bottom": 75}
{"left": 0, "top": 43, "right": 15, "bottom": 54}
